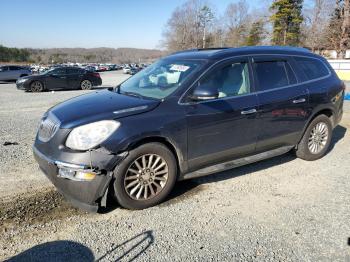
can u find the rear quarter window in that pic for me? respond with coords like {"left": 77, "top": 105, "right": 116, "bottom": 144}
{"left": 294, "top": 57, "right": 329, "bottom": 80}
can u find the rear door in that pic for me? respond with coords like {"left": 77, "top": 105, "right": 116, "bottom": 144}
{"left": 66, "top": 68, "right": 85, "bottom": 89}
{"left": 252, "top": 55, "right": 309, "bottom": 152}
{"left": 185, "top": 57, "right": 259, "bottom": 171}
{"left": 9, "top": 66, "right": 22, "bottom": 79}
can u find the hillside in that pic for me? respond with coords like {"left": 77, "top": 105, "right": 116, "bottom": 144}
{"left": 0, "top": 45, "right": 165, "bottom": 64}
{"left": 28, "top": 47, "right": 164, "bottom": 64}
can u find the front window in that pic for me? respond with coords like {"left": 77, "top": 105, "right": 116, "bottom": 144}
{"left": 119, "top": 59, "right": 204, "bottom": 99}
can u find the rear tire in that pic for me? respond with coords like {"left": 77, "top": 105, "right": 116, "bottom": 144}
{"left": 113, "top": 142, "right": 177, "bottom": 210}
{"left": 81, "top": 79, "right": 92, "bottom": 90}
{"left": 295, "top": 114, "right": 333, "bottom": 161}
{"left": 30, "top": 81, "right": 44, "bottom": 92}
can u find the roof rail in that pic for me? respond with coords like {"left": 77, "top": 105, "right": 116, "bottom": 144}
{"left": 171, "top": 47, "right": 229, "bottom": 55}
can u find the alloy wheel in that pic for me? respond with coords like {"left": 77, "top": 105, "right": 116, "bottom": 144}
{"left": 124, "top": 154, "right": 169, "bottom": 200}
{"left": 81, "top": 80, "right": 92, "bottom": 90}
{"left": 308, "top": 122, "right": 329, "bottom": 154}
{"left": 31, "top": 81, "right": 43, "bottom": 92}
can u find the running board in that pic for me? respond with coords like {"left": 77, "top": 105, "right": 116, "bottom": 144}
{"left": 181, "top": 146, "right": 294, "bottom": 180}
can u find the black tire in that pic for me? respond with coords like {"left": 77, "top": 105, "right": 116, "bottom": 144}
{"left": 295, "top": 114, "right": 333, "bottom": 161}
{"left": 30, "top": 81, "right": 44, "bottom": 92}
{"left": 80, "top": 79, "right": 92, "bottom": 90}
{"left": 113, "top": 142, "right": 177, "bottom": 210}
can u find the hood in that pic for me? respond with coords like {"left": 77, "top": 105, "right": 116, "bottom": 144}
{"left": 50, "top": 89, "right": 160, "bottom": 128}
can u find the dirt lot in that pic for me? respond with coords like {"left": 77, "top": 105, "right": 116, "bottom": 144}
{"left": 0, "top": 72, "right": 349, "bottom": 261}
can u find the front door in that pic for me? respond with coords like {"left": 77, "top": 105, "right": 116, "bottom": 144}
{"left": 185, "top": 57, "right": 259, "bottom": 171}
{"left": 46, "top": 68, "right": 67, "bottom": 89}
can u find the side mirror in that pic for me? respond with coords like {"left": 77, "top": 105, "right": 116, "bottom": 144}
{"left": 189, "top": 84, "right": 219, "bottom": 101}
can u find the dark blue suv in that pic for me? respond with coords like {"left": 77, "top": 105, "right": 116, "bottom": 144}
{"left": 33, "top": 46, "right": 344, "bottom": 211}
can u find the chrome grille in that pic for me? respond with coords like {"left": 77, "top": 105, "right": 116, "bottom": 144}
{"left": 37, "top": 113, "right": 60, "bottom": 142}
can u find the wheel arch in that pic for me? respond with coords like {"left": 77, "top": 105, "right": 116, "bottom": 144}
{"left": 126, "top": 136, "right": 186, "bottom": 176}
{"left": 297, "top": 106, "right": 335, "bottom": 146}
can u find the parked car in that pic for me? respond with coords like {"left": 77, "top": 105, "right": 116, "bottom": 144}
{"left": 129, "top": 67, "right": 142, "bottom": 75}
{"left": 123, "top": 66, "right": 131, "bottom": 74}
{"left": 97, "top": 65, "right": 108, "bottom": 72}
{"left": 33, "top": 46, "right": 344, "bottom": 212}
{"left": 0, "top": 65, "right": 32, "bottom": 81}
{"left": 84, "top": 66, "right": 96, "bottom": 72}
{"left": 16, "top": 66, "right": 102, "bottom": 92}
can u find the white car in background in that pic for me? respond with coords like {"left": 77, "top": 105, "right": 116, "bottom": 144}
{"left": 123, "top": 66, "right": 131, "bottom": 74}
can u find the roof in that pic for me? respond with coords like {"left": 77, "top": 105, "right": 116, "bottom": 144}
{"left": 167, "top": 46, "right": 312, "bottom": 60}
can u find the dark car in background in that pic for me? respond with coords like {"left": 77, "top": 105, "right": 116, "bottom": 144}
{"left": 16, "top": 66, "right": 102, "bottom": 92}
{"left": 33, "top": 46, "right": 344, "bottom": 212}
{"left": 0, "top": 65, "right": 32, "bottom": 81}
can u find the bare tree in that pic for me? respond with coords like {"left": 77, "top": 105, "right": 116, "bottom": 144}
{"left": 340, "top": 0, "right": 350, "bottom": 58}
{"left": 302, "top": 0, "right": 334, "bottom": 51}
{"left": 223, "top": 0, "right": 251, "bottom": 47}
{"left": 162, "top": 0, "right": 215, "bottom": 51}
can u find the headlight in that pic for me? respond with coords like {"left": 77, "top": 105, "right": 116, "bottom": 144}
{"left": 17, "top": 78, "right": 27, "bottom": 83}
{"left": 66, "top": 120, "right": 120, "bottom": 150}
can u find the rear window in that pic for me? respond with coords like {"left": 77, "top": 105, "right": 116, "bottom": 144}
{"left": 254, "top": 61, "right": 296, "bottom": 91}
{"left": 294, "top": 57, "right": 329, "bottom": 80}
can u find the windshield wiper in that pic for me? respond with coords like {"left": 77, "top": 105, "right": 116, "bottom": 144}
{"left": 121, "top": 91, "right": 145, "bottom": 99}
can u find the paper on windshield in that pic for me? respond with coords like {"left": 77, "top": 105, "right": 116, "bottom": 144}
{"left": 170, "top": 64, "right": 190, "bottom": 72}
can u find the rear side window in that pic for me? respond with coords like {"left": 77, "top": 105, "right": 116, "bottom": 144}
{"left": 67, "top": 68, "right": 83, "bottom": 74}
{"left": 9, "top": 66, "right": 21, "bottom": 70}
{"left": 294, "top": 57, "right": 329, "bottom": 80}
{"left": 253, "top": 61, "right": 296, "bottom": 91}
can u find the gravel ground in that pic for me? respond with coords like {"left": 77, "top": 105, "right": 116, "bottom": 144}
{"left": 0, "top": 74, "right": 349, "bottom": 261}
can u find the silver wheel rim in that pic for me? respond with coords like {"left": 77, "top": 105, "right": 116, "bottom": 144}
{"left": 81, "top": 80, "right": 92, "bottom": 89}
{"left": 308, "top": 122, "right": 329, "bottom": 154}
{"left": 31, "top": 81, "right": 42, "bottom": 92}
{"left": 124, "top": 154, "right": 169, "bottom": 200}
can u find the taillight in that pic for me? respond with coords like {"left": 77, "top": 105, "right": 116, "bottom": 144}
{"left": 92, "top": 72, "right": 100, "bottom": 78}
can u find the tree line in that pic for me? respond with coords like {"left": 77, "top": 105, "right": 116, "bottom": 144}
{"left": 0, "top": 45, "right": 31, "bottom": 62}
{"left": 162, "top": 0, "right": 350, "bottom": 59}
{"left": 0, "top": 46, "right": 164, "bottom": 64}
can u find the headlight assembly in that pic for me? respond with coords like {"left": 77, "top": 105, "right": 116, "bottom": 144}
{"left": 65, "top": 120, "right": 120, "bottom": 150}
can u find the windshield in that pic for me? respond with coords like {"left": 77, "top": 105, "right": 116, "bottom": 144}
{"left": 119, "top": 59, "right": 204, "bottom": 99}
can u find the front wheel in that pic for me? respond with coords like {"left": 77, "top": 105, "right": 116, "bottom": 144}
{"left": 81, "top": 79, "right": 92, "bottom": 90}
{"left": 113, "top": 143, "right": 177, "bottom": 209}
{"left": 30, "top": 81, "right": 44, "bottom": 92}
{"left": 295, "top": 114, "right": 333, "bottom": 161}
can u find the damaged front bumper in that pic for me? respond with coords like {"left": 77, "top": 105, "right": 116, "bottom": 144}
{"left": 33, "top": 144, "right": 126, "bottom": 212}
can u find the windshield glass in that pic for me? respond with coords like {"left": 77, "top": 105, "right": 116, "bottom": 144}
{"left": 119, "top": 59, "right": 204, "bottom": 99}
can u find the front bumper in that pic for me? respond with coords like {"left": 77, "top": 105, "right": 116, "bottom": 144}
{"left": 33, "top": 145, "right": 114, "bottom": 212}
{"left": 16, "top": 81, "right": 29, "bottom": 90}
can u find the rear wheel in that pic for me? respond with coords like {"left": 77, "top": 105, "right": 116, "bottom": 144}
{"left": 295, "top": 114, "right": 332, "bottom": 161}
{"left": 113, "top": 143, "right": 177, "bottom": 209}
{"left": 30, "top": 81, "right": 44, "bottom": 92}
{"left": 81, "top": 79, "right": 92, "bottom": 90}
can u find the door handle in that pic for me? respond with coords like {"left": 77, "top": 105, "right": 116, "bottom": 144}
{"left": 241, "top": 109, "right": 257, "bottom": 115}
{"left": 293, "top": 98, "right": 306, "bottom": 104}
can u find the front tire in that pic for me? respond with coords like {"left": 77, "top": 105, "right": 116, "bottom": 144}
{"left": 113, "top": 143, "right": 177, "bottom": 210}
{"left": 81, "top": 79, "right": 92, "bottom": 90}
{"left": 30, "top": 81, "right": 44, "bottom": 92}
{"left": 295, "top": 114, "right": 333, "bottom": 161}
